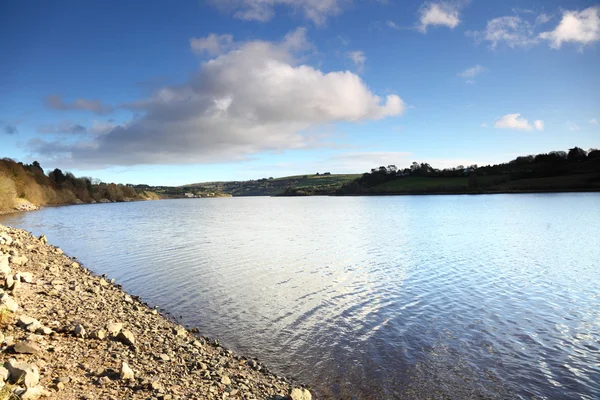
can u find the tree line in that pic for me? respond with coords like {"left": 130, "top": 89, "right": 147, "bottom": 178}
{"left": 0, "top": 158, "right": 159, "bottom": 211}
{"left": 338, "top": 147, "right": 600, "bottom": 194}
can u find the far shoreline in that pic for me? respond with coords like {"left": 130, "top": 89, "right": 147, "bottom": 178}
{"left": 2, "top": 187, "right": 600, "bottom": 218}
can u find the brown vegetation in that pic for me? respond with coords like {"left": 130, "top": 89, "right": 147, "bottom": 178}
{"left": 0, "top": 158, "right": 160, "bottom": 212}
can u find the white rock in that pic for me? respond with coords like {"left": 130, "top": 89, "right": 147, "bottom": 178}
{"left": 5, "top": 274, "right": 14, "bottom": 289}
{"left": 106, "top": 322, "right": 123, "bottom": 335}
{"left": 120, "top": 362, "right": 135, "bottom": 380}
{"left": 0, "top": 294, "right": 18, "bottom": 312}
{"left": 16, "top": 315, "right": 41, "bottom": 331}
{"left": 0, "top": 366, "right": 9, "bottom": 381}
{"left": 17, "top": 272, "right": 33, "bottom": 283}
{"left": 116, "top": 329, "right": 135, "bottom": 346}
{"left": 9, "top": 255, "right": 27, "bottom": 266}
{"left": 14, "top": 385, "right": 50, "bottom": 400}
{"left": 0, "top": 255, "right": 10, "bottom": 275}
{"left": 5, "top": 359, "right": 40, "bottom": 388}
{"left": 289, "top": 388, "right": 312, "bottom": 400}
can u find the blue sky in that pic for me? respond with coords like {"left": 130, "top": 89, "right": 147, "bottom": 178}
{"left": 1, "top": 0, "right": 599, "bottom": 185}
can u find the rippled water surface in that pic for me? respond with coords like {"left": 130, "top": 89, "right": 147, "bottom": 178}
{"left": 2, "top": 194, "right": 600, "bottom": 399}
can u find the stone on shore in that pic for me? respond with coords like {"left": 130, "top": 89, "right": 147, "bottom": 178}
{"left": 74, "top": 323, "right": 87, "bottom": 338}
{"left": 13, "top": 340, "right": 42, "bottom": 355}
{"left": 9, "top": 255, "right": 28, "bottom": 266}
{"left": 290, "top": 387, "right": 313, "bottom": 400}
{"left": 1, "top": 293, "right": 18, "bottom": 312}
{"left": 15, "top": 384, "right": 50, "bottom": 399}
{"left": 17, "top": 271, "right": 33, "bottom": 283}
{"left": 17, "top": 315, "right": 41, "bottom": 331}
{"left": 90, "top": 329, "right": 107, "bottom": 340}
{"left": 120, "top": 362, "right": 135, "bottom": 381}
{"left": 116, "top": 329, "right": 135, "bottom": 346}
{"left": 106, "top": 322, "right": 123, "bottom": 335}
{"left": 5, "top": 359, "right": 40, "bottom": 388}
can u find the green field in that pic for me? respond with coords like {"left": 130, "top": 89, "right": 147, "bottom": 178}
{"left": 186, "top": 173, "right": 362, "bottom": 196}
{"left": 358, "top": 173, "right": 600, "bottom": 195}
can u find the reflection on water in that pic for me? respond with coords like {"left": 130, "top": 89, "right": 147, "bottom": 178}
{"left": 2, "top": 194, "right": 600, "bottom": 399}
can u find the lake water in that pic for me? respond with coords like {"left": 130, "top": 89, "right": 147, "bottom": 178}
{"left": 2, "top": 194, "right": 600, "bottom": 399}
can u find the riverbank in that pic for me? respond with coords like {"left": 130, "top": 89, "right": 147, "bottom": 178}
{"left": 0, "top": 224, "right": 312, "bottom": 399}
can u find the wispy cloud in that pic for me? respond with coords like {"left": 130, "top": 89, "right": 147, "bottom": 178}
{"left": 38, "top": 121, "right": 87, "bottom": 134}
{"left": 590, "top": 118, "right": 598, "bottom": 125}
{"left": 468, "top": 6, "right": 600, "bottom": 50}
{"left": 467, "top": 16, "right": 539, "bottom": 48}
{"left": 568, "top": 122, "right": 581, "bottom": 131}
{"left": 206, "top": 0, "right": 345, "bottom": 24}
{"left": 346, "top": 50, "right": 366, "bottom": 72}
{"left": 190, "top": 34, "right": 234, "bottom": 56}
{"left": 457, "top": 65, "right": 485, "bottom": 83}
{"left": 45, "top": 95, "right": 114, "bottom": 115}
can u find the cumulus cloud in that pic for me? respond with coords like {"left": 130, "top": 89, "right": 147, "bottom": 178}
{"left": 590, "top": 118, "right": 598, "bottom": 125}
{"left": 207, "top": 0, "right": 345, "bottom": 24}
{"left": 539, "top": 6, "right": 600, "bottom": 49}
{"left": 30, "top": 29, "right": 404, "bottom": 167}
{"left": 45, "top": 95, "right": 114, "bottom": 115}
{"left": 190, "top": 34, "right": 234, "bottom": 56}
{"left": 467, "top": 16, "right": 538, "bottom": 48}
{"left": 418, "top": 2, "right": 461, "bottom": 33}
{"left": 38, "top": 121, "right": 87, "bottom": 134}
{"left": 494, "top": 113, "right": 543, "bottom": 131}
{"left": 347, "top": 51, "right": 366, "bottom": 72}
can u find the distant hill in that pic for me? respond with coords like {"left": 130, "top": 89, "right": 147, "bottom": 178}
{"left": 184, "top": 174, "right": 361, "bottom": 196}
{"left": 337, "top": 147, "right": 600, "bottom": 195}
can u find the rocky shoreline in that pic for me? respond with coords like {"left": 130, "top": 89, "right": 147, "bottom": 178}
{"left": 0, "top": 224, "right": 312, "bottom": 400}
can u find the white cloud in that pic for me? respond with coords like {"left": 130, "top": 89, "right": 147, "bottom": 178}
{"left": 458, "top": 65, "right": 485, "bottom": 78}
{"left": 418, "top": 2, "right": 461, "bottom": 33}
{"left": 347, "top": 51, "right": 366, "bottom": 72}
{"left": 190, "top": 34, "right": 234, "bottom": 56}
{"left": 30, "top": 29, "right": 404, "bottom": 167}
{"left": 568, "top": 122, "right": 581, "bottom": 131}
{"left": 458, "top": 65, "right": 485, "bottom": 83}
{"left": 386, "top": 20, "right": 400, "bottom": 30}
{"left": 590, "top": 118, "right": 598, "bottom": 125}
{"left": 480, "top": 122, "right": 488, "bottom": 128}
{"left": 468, "top": 16, "right": 538, "bottom": 48}
{"left": 539, "top": 6, "right": 600, "bottom": 48}
{"left": 536, "top": 13, "right": 551, "bottom": 25}
{"left": 494, "top": 113, "right": 543, "bottom": 131}
{"left": 207, "top": 0, "right": 345, "bottom": 24}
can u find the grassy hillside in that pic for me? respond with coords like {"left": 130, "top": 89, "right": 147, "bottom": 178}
{"left": 338, "top": 149, "right": 600, "bottom": 195}
{"left": 0, "top": 158, "right": 160, "bottom": 212}
{"left": 187, "top": 174, "right": 361, "bottom": 196}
